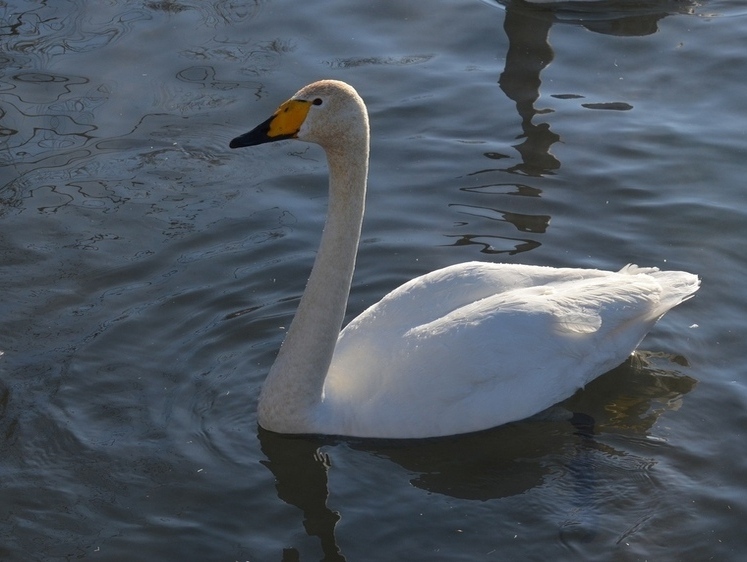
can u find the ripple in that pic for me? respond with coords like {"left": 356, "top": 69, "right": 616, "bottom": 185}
{"left": 0, "top": 0, "right": 742, "bottom": 559}
{"left": 582, "top": 102, "right": 634, "bottom": 111}
{"left": 327, "top": 54, "right": 434, "bottom": 69}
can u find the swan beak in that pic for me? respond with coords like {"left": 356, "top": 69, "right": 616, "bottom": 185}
{"left": 229, "top": 99, "right": 312, "bottom": 148}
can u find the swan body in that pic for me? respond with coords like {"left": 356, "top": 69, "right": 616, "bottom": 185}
{"left": 229, "top": 80, "right": 699, "bottom": 439}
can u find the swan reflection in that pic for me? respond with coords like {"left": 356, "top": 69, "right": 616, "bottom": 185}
{"left": 258, "top": 354, "right": 696, "bottom": 560}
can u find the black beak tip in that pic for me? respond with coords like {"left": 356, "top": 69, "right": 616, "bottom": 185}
{"left": 229, "top": 115, "right": 280, "bottom": 149}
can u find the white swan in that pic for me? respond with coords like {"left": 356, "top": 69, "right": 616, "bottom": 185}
{"left": 229, "top": 80, "right": 699, "bottom": 439}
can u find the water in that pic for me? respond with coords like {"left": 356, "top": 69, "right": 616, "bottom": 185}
{"left": 1, "top": 0, "right": 746, "bottom": 559}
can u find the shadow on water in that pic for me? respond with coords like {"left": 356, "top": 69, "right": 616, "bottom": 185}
{"left": 258, "top": 352, "right": 696, "bottom": 561}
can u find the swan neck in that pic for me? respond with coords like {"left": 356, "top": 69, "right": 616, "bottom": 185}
{"left": 259, "top": 135, "right": 369, "bottom": 434}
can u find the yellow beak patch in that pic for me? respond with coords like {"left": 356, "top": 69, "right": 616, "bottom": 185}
{"left": 229, "top": 97, "right": 313, "bottom": 149}
{"left": 267, "top": 99, "right": 312, "bottom": 139}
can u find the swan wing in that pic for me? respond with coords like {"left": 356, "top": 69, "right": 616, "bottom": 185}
{"left": 319, "top": 262, "right": 697, "bottom": 437}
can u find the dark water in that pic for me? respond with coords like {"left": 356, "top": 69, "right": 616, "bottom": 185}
{"left": 2, "top": 0, "right": 746, "bottom": 560}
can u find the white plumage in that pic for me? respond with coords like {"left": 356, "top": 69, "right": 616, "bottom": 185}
{"left": 229, "top": 80, "right": 699, "bottom": 439}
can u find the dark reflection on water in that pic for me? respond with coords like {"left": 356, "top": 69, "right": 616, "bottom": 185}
{"left": 259, "top": 430, "right": 347, "bottom": 562}
{"left": 440, "top": 0, "right": 699, "bottom": 256}
{"left": 499, "top": 1, "right": 561, "bottom": 177}
{"left": 491, "top": 0, "right": 698, "bottom": 179}
{"left": 444, "top": 232, "right": 542, "bottom": 255}
{"left": 258, "top": 354, "right": 696, "bottom": 560}
{"left": 490, "top": 0, "right": 698, "bottom": 36}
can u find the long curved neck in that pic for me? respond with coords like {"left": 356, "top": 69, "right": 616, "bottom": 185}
{"left": 258, "top": 138, "right": 369, "bottom": 433}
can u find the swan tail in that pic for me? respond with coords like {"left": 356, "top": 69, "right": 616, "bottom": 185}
{"left": 619, "top": 263, "right": 700, "bottom": 314}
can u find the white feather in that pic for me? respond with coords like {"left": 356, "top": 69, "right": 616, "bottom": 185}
{"left": 230, "top": 80, "right": 700, "bottom": 439}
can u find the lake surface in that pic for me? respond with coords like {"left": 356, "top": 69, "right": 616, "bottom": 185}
{"left": 2, "top": 0, "right": 746, "bottom": 559}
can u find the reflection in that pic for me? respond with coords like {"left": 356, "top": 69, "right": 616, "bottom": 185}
{"left": 146, "top": 0, "right": 191, "bottom": 13}
{"left": 498, "top": 3, "right": 560, "bottom": 177}
{"left": 327, "top": 54, "right": 434, "bottom": 69}
{"left": 258, "top": 429, "right": 347, "bottom": 562}
{"left": 0, "top": 373, "right": 19, "bottom": 450}
{"left": 444, "top": 233, "right": 542, "bottom": 255}
{"left": 446, "top": 173, "right": 548, "bottom": 254}
{"left": 258, "top": 353, "right": 696, "bottom": 555}
{"left": 563, "top": 350, "right": 698, "bottom": 431}
{"left": 558, "top": 412, "right": 601, "bottom": 543}
{"left": 490, "top": 0, "right": 698, "bottom": 36}
{"left": 451, "top": 0, "right": 700, "bottom": 256}
{"left": 367, "top": 354, "right": 696, "bottom": 500}
{"left": 460, "top": 179, "right": 542, "bottom": 198}
{"left": 449, "top": 202, "right": 550, "bottom": 232}
{"left": 558, "top": 351, "right": 697, "bottom": 542}
{"left": 445, "top": 198, "right": 549, "bottom": 252}
{"left": 366, "top": 420, "right": 560, "bottom": 501}
{"left": 581, "top": 101, "right": 633, "bottom": 111}
{"left": 491, "top": 0, "right": 700, "bottom": 175}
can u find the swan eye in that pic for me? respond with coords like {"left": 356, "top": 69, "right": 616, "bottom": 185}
{"left": 312, "top": 98, "right": 323, "bottom": 106}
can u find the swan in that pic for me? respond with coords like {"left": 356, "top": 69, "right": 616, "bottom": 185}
{"left": 229, "top": 79, "right": 699, "bottom": 439}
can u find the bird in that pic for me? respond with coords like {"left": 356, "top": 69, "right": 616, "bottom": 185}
{"left": 229, "top": 79, "right": 699, "bottom": 439}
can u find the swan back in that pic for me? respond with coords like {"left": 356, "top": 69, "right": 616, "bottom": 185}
{"left": 319, "top": 263, "right": 699, "bottom": 438}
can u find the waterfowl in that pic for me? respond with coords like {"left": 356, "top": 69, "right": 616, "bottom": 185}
{"left": 229, "top": 79, "right": 699, "bottom": 439}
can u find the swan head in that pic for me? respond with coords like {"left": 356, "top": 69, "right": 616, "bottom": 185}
{"left": 229, "top": 80, "right": 369, "bottom": 153}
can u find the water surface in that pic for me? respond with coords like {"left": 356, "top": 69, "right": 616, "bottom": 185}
{"left": 1, "top": 0, "right": 746, "bottom": 560}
